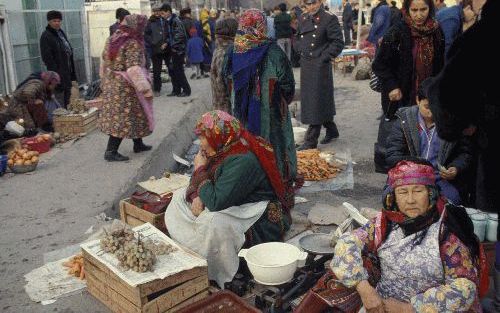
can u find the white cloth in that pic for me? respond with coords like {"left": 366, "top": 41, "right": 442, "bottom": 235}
{"left": 165, "top": 188, "right": 268, "bottom": 287}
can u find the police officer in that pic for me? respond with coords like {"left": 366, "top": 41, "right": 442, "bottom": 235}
{"left": 296, "top": 0, "right": 344, "bottom": 150}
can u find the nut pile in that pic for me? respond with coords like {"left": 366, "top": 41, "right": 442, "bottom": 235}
{"left": 297, "top": 149, "right": 342, "bottom": 181}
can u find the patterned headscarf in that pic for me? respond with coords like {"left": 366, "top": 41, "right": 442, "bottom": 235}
{"left": 234, "top": 9, "right": 269, "bottom": 53}
{"left": 107, "top": 14, "right": 147, "bottom": 60}
{"left": 40, "top": 71, "right": 61, "bottom": 87}
{"left": 387, "top": 160, "right": 435, "bottom": 189}
{"left": 195, "top": 110, "right": 290, "bottom": 211}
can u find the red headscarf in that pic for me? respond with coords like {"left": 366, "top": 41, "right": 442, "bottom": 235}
{"left": 195, "top": 110, "right": 289, "bottom": 211}
{"left": 107, "top": 14, "right": 147, "bottom": 61}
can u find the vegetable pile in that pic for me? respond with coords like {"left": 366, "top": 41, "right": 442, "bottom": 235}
{"left": 63, "top": 254, "right": 85, "bottom": 280}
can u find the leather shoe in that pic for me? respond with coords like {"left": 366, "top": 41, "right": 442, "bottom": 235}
{"left": 177, "top": 92, "right": 190, "bottom": 97}
{"left": 133, "top": 143, "right": 152, "bottom": 153}
{"left": 104, "top": 151, "right": 129, "bottom": 162}
{"left": 167, "top": 92, "right": 179, "bottom": 97}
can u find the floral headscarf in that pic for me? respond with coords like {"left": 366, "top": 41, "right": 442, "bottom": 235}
{"left": 234, "top": 9, "right": 269, "bottom": 53}
{"left": 194, "top": 110, "right": 290, "bottom": 211}
{"left": 107, "top": 14, "right": 147, "bottom": 60}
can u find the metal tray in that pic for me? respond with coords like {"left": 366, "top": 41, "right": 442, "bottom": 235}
{"left": 299, "top": 233, "right": 335, "bottom": 255}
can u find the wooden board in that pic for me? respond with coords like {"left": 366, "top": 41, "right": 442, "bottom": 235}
{"left": 120, "top": 199, "right": 166, "bottom": 232}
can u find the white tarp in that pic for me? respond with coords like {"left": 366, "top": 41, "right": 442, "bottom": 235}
{"left": 80, "top": 223, "right": 207, "bottom": 287}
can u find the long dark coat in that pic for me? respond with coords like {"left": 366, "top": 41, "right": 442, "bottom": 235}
{"left": 295, "top": 8, "right": 344, "bottom": 125}
{"left": 39, "top": 26, "right": 76, "bottom": 90}
{"left": 428, "top": 0, "right": 499, "bottom": 217}
{"left": 372, "top": 20, "right": 444, "bottom": 117}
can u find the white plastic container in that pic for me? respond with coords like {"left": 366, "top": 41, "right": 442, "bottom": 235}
{"left": 465, "top": 207, "right": 479, "bottom": 216}
{"left": 238, "top": 242, "right": 308, "bottom": 285}
{"left": 5, "top": 121, "right": 24, "bottom": 136}
{"left": 486, "top": 213, "right": 498, "bottom": 242}
{"left": 471, "top": 213, "right": 488, "bottom": 242}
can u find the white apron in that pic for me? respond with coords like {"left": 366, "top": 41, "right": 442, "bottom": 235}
{"left": 165, "top": 188, "right": 268, "bottom": 288}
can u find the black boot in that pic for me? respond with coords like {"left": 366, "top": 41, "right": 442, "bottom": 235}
{"left": 320, "top": 121, "right": 339, "bottom": 144}
{"left": 105, "top": 136, "right": 129, "bottom": 161}
{"left": 133, "top": 138, "right": 152, "bottom": 153}
{"left": 298, "top": 125, "right": 321, "bottom": 150}
{"left": 104, "top": 151, "right": 130, "bottom": 162}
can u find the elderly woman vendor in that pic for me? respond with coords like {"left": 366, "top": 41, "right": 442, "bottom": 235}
{"left": 296, "top": 159, "right": 483, "bottom": 313}
{"left": 165, "top": 110, "right": 293, "bottom": 287}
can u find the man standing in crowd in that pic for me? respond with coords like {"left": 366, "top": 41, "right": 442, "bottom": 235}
{"left": 161, "top": 4, "right": 190, "bottom": 97}
{"left": 274, "top": 3, "right": 293, "bottom": 60}
{"left": 342, "top": 0, "right": 353, "bottom": 46}
{"left": 109, "top": 8, "right": 130, "bottom": 36}
{"left": 40, "top": 10, "right": 76, "bottom": 109}
{"left": 180, "top": 8, "right": 196, "bottom": 38}
{"left": 145, "top": 5, "right": 167, "bottom": 97}
{"left": 296, "top": 0, "right": 344, "bottom": 150}
{"left": 367, "top": 0, "right": 391, "bottom": 49}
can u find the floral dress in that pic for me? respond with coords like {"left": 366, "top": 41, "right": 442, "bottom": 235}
{"left": 100, "top": 39, "right": 151, "bottom": 139}
{"left": 331, "top": 213, "right": 482, "bottom": 312}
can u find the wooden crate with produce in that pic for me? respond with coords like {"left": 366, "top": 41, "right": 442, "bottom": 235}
{"left": 120, "top": 198, "right": 169, "bottom": 233}
{"left": 82, "top": 223, "right": 209, "bottom": 313}
{"left": 53, "top": 108, "right": 98, "bottom": 136}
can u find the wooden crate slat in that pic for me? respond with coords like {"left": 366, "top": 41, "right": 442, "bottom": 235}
{"left": 143, "top": 275, "right": 209, "bottom": 312}
{"left": 139, "top": 266, "right": 207, "bottom": 297}
{"left": 83, "top": 250, "right": 143, "bottom": 305}
{"left": 87, "top": 272, "right": 141, "bottom": 313}
{"left": 120, "top": 199, "right": 167, "bottom": 232}
{"left": 164, "top": 290, "right": 210, "bottom": 313}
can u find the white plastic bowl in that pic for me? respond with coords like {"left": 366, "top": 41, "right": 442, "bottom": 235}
{"left": 238, "top": 242, "right": 308, "bottom": 285}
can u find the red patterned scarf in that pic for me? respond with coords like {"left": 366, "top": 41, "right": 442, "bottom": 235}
{"left": 403, "top": 11, "right": 439, "bottom": 96}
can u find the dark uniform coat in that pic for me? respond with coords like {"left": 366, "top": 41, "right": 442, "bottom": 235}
{"left": 295, "top": 7, "right": 344, "bottom": 125}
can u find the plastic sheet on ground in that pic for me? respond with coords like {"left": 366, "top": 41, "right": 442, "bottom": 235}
{"left": 298, "top": 149, "right": 354, "bottom": 193}
{"left": 24, "top": 255, "right": 87, "bottom": 304}
{"left": 81, "top": 223, "right": 207, "bottom": 287}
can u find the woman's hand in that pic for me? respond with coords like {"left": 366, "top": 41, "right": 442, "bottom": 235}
{"left": 440, "top": 166, "right": 458, "bottom": 181}
{"left": 382, "top": 298, "right": 414, "bottom": 313}
{"left": 194, "top": 150, "right": 207, "bottom": 170}
{"left": 356, "top": 280, "right": 384, "bottom": 313}
{"left": 143, "top": 89, "right": 153, "bottom": 101}
{"left": 388, "top": 88, "right": 403, "bottom": 102}
{"left": 34, "top": 99, "right": 44, "bottom": 106}
{"left": 190, "top": 197, "right": 204, "bottom": 217}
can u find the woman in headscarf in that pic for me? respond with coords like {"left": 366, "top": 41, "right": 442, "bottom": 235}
{"left": 372, "top": 0, "right": 445, "bottom": 173}
{"left": 223, "top": 9, "right": 297, "bottom": 191}
{"left": 165, "top": 110, "right": 293, "bottom": 288}
{"left": 100, "top": 14, "right": 154, "bottom": 162}
{"left": 0, "top": 71, "right": 60, "bottom": 134}
{"left": 296, "top": 159, "right": 484, "bottom": 313}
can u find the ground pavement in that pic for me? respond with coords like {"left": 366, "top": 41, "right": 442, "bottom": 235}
{"left": 0, "top": 67, "right": 386, "bottom": 313}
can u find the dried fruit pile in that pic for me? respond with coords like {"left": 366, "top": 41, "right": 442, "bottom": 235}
{"left": 297, "top": 149, "right": 342, "bottom": 181}
{"left": 100, "top": 227, "right": 176, "bottom": 273}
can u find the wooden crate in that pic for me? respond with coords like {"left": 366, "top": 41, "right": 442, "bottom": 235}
{"left": 83, "top": 249, "right": 209, "bottom": 313}
{"left": 53, "top": 109, "right": 98, "bottom": 135}
{"left": 120, "top": 199, "right": 167, "bottom": 233}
